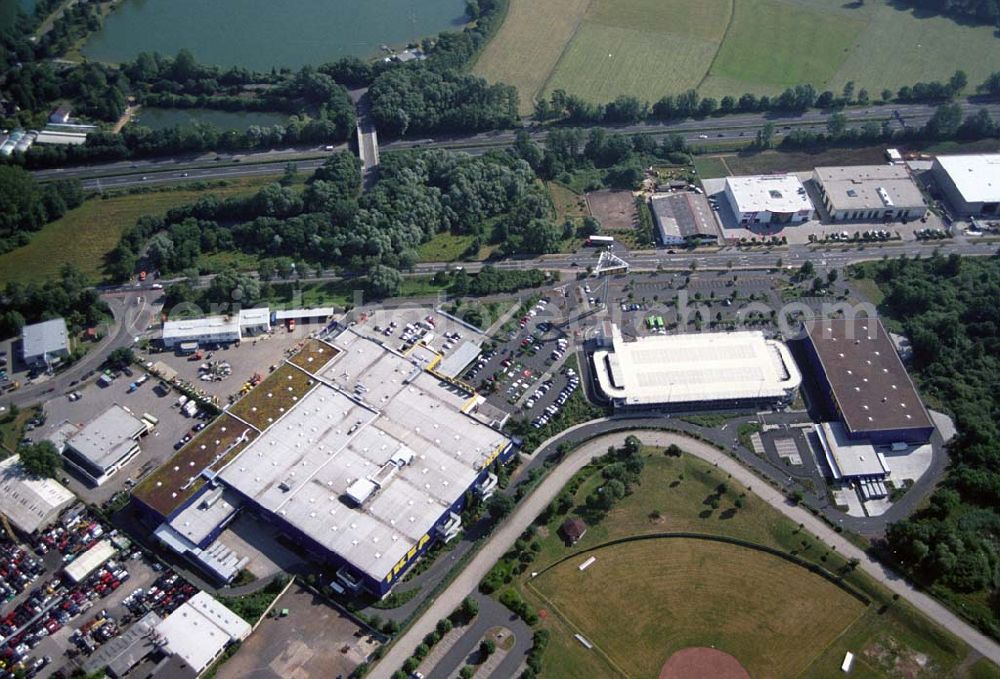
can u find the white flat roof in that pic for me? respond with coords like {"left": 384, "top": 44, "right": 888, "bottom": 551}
{"left": 238, "top": 307, "right": 270, "bottom": 326}
{"left": 436, "top": 341, "right": 481, "bottom": 379}
{"left": 935, "top": 154, "right": 1000, "bottom": 203}
{"left": 64, "top": 539, "right": 116, "bottom": 583}
{"left": 65, "top": 405, "right": 145, "bottom": 471}
{"left": 814, "top": 165, "right": 926, "bottom": 211}
{"left": 593, "top": 326, "right": 801, "bottom": 406}
{"left": 163, "top": 316, "right": 240, "bottom": 341}
{"left": 725, "top": 174, "right": 812, "bottom": 214}
{"left": 157, "top": 592, "right": 249, "bottom": 673}
{"left": 217, "top": 329, "right": 509, "bottom": 583}
{"left": 22, "top": 318, "right": 69, "bottom": 359}
{"left": 273, "top": 307, "right": 335, "bottom": 320}
{"left": 0, "top": 456, "right": 75, "bottom": 534}
{"left": 815, "top": 421, "right": 887, "bottom": 479}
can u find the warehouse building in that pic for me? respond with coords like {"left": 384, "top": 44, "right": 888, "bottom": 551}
{"left": 591, "top": 324, "right": 801, "bottom": 410}
{"left": 0, "top": 455, "right": 75, "bottom": 535}
{"left": 650, "top": 193, "right": 720, "bottom": 245}
{"left": 21, "top": 318, "right": 70, "bottom": 370}
{"left": 139, "top": 330, "right": 513, "bottom": 596}
{"left": 724, "top": 174, "right": 814, "bottom": 226}
{"left": 931, "top": 154, "right": 1000, "bottom": 217}
{"left": 814, "top": 421, "right": 889, "bottom": 498}
{"left": 155, "top": 592, "right": 250, "bottom": 675}
{"left": 62, "top": 405, "right": 148, "bottom": 486}
{"left": 802, "top": 318, "right": 934, "bottom": 445}
{"left": 162, "top": 316, "right": 241, "bottom": 349}
{"left": 238, "top": 307, "right": 271, "bottom": 336}
{"left": 813, "top": 165, "right": 927, "bottom": 222}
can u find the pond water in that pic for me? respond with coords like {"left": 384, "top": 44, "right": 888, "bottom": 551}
{"left": 82, "top": 0, "right": 466, "bottom": 70}
{"left": 133, "top": 107, "right": 290, "bottom": 132}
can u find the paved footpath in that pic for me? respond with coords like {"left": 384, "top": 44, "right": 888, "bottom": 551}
{"left": 369, "top": 428, "right": 1000, "bottom": 678}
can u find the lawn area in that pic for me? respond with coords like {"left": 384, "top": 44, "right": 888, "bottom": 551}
{"left": 0, "top": 407, "right": 37, "bottom": 455}
{"left": 479, "top": 0, "right": 1000, "bottom": 107}
{"left": 0, "top": 176, "right": 284, "bottom": 286}
{"left": 415, "top": 231, "right": 478, "bottom": 263}
{"left": 542, "top": 23, "right": 716, "bottom": 105}
{"left": 692, "top": 155, "right": 731, "bottom": 179}
{"left": 472, "top": 0, "right": 591, "bottom": 115}
{"left": 509, "top": 450, "right": 969, "bottom": 678}
{"left": 720, "top": 145, "right": 891, "bottom": 175}
{"left": 228, "top": 363, "right": 316, "bottom": 430}
{"left": 531, "top": 538, "right": 864, "bottom": 678}
{"left": 704, "top": 0, "right": 866, "bottom": 96}
{"left": 547, "top": 182, "right": 589, "bottom": 223}
{"left": 971, "top": 659, "right": 1000, "bottom": 679}
{"left": 850, "top": 277, "right": 885, "bottom": 306}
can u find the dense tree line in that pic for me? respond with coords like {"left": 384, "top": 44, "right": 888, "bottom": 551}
{"left": 897, "top": 0, "right": 1000, "bottom": 25}
{"left": 511, "top": 127, "right": 689, "bottom": 190}
{"left": 0, "top": 166, "right": 82, "bottom": 255}
{"left": 369, "top": 68, "right": 518, "bottom": 136}
{"left": 535, "top": 71, "right": 981, "bottom": 126}
{"left": 0, "top": 264, "right": 109, "bottom": 339}
{"left": 113, "top": 149, "right": 561, "bottom": 290}
{"left": 871, "top": 256, "right": 1000, "bottom": 637}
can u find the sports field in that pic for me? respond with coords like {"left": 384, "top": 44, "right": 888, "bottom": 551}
{"left": 474, "top": 0, "right": 1000, "bottom": 111}
{"left": 497, "top": 450, "right": 971, "bottom": 679}
{"left": 531, "top": 538, "right": 864, "bottom": 678}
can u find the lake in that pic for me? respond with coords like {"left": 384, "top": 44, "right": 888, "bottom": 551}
{"left": 82, "top": 0, "right": 467, "bottom": 70}
{"left": 133, "top": 107, "right": 290, "bottom": 132}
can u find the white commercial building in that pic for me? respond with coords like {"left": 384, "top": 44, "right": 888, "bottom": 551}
{"left": 64, "top": 539, "right": 117, "bottom": 583}
{"left": 22, "top": 318, "right": 70, "bottom": 369}
{"left": 813, "top": 165, "right": 927, "bottom": 222}
{"left": 592, "top": 324, "right": 801, "bottom": 410}
{"left": 724, "top": 174, "right": 814, "bottom": 226}
{"left": 238, "top": 307, "right": 271, "bottom": 336}
{"left": 162, "top": 316, "right": 241, "bottom": 349}
{"left": 650, "top": 193, "right": 720, "bottom": 245}
{"left": 156, "top": 591, "right": 251, "bottom": 674}
{"left": 0, "top": 456, "right": 75, "bottom": 534}
{"left": 931, "top": 154, "right": 1000, "bottom": 217}
{"left": 63, "top": 405, "right": 148, "bottom": 486}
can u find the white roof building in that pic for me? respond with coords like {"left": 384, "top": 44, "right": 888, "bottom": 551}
{"left": 931, "top": 154, "right": 1000, "bottom": 217}
{"left": 592, "top": 325, "right": 801, "bottom": 409}
{"left": 814, "top": 421, "right": 888, "bottom": 481}
{"left": 724, "top": 174, "right": 814, "bottom": 225}
{"left": 156, "top": 591, "right": 250, "bottom": 674}
{"left": 64, "top": 539, "right": 116, "bottom": 583}
{"left": 22, "top": 318, "right": 70, "bottom": 369}
{"left": 215, "top": 329, "right": 510, "bottom": 592}
{"left": 63, "top": 405, "right": 147, "bottom": 486}
{"left": 162, "top": 316, "right": 241, "bottom": 348}
{"left": 0, "top": 456, "right": 75, "bottom": 534}
{"left": 238, "top": 307, "right": 270, "bottom": 333}
{"left": 813, "top": 165, "right": 927, "bottom": 221}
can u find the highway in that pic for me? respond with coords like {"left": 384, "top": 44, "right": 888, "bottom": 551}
{"left": 31, "top": 98, "right": 1000, "bottom": 190}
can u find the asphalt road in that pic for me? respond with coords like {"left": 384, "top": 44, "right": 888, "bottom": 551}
{"left": 368, "top": 425, "right": 1000, "bottom": 679}
{"left": 31, "top": 98, "right": 1000, "bottom": 190}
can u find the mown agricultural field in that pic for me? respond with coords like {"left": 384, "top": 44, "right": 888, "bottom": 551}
{"left": 475, "top": 0, "right": 1000, "bottom": 109}
{"left": 0, "top": 175, "right": 286, "bottom": 286}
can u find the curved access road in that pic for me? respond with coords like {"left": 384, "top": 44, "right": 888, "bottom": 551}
{"left": 368, "top": 426, "right": 1000, "bottom": 678}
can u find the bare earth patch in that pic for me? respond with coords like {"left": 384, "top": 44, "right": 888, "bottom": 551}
{"left": 659, "top": 647, "right": 750, "bottom": 679}
{"left": 585, "top": 190, "right": 637, "bottom": 231}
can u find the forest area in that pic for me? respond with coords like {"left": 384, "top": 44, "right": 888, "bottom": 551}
{"left": 868, "top": 255, "right": 1000, "bottom": 638}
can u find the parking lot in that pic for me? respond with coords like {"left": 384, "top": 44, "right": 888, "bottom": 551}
{"left": 458, "top": 293, "right": 584, "bottom": 424}
{"left": 0, "top": 507, "right": 187, "bottom": 679}
{"left": 216, "top": 583, "right": 375, "bottom": 679}
{"left": 34, "top": 374, "right": 194, "bottom": 505}
{"left": 145, "top": 319, "right": 333, "bottom": 404}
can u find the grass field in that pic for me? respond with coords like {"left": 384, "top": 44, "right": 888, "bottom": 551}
{"left": 476, "top": 0, "right": 1000, "bottom": 109}
{"left": 0, "top": 176, "right": 284, "bottom": 286}
{"left": 547, "top": 182, "right": 589, "bottom": 223}
{"left": 505, "top": 450, "right": 969, "bottom": 678}
{"left": 532, "top": 538, "right": 864, "bottom": 678}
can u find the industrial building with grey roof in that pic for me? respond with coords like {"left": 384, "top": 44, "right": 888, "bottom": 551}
{"left": 813, "top": 165, "right": 927, "bottom": 222}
